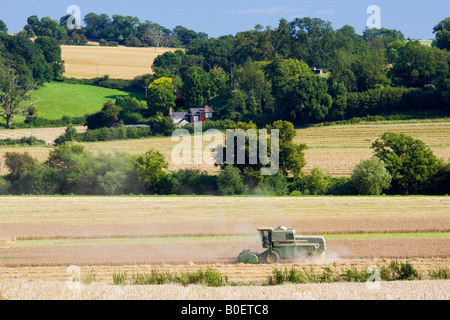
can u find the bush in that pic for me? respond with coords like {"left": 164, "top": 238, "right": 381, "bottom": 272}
{"left": 426, "top": 160, "right": 450, "bottom": 195}
{"left": 326, "top": 177, "right": 355, "bottom": 195}
{"left": 350, "top": 157, "right": 392, "bottom": 195}
{"left": 170, "top": 169, "right": 218, "bottom": 195}
{"left": 217, "top": 165, "right": 249, "bottom": 195}
{"left": 0, "top": 177, "right": 11, "bottom": 194}
{"left": 271, "top": 260, "right": 422, "bottom": 285}
{"left": 75, "top": 126, "right": 154, "bottom": 143}
{"left": 303, "top": 168, "right": 329, "bottom": 195}
{"left": 151, "top": 116, "right": 176, "bottom": 136}
{"left": 113, "top": 268, "right": 225, "bottom": 287}
{"left": 54, "top": 125, "right": 79, "bottom": 145}
{"left": 0, "top": 137, "right": 46, "bottom": 146}
{"left": 10, "top": 164, "right": 57, "bottom": 195}
{"left": 254, "top": 173, "right": 289, "bottom": 196}
{"left": 14, "top": 114, "right": 87, "bottom": 129}
{"left": 3, "top": 152, "right": 39, "bottom": 183}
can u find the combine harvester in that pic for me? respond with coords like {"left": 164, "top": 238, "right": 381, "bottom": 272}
{"left": 238, "top": 226, "right": 326, "bottom": 264}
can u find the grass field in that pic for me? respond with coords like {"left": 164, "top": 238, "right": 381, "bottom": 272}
{"left": 25, "top": 82, "right": 143, "bottom": 120}
{"left": 61, "top": 45, "right": 178, "bottom": 79}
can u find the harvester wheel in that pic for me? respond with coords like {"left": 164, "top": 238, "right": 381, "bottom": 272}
{"left": 264, "top": 251, "right": 280, "bottom": 264}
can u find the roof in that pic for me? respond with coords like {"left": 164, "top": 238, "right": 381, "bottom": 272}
{"left": 257, "top": 227, "right": 274, "bottom": 231}
{"left": 170, "top": 112, "right": 188, "bottom": 119}
{"left": 189, "top": 107, "right": 215, "bottom": 115}
{"left": 124, "top": 124, "right": 151, "bottom": 128}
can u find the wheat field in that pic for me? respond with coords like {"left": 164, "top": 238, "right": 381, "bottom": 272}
{"left": 61, "top": 45, "right": 178, "bottom": 79}
{"left": 0, "top": 279, "right": 448, "bottom": 300}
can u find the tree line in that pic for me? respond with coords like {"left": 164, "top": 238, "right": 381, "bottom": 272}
{"left": 21, "top": 14, "right": 208, "bottom": 48}
{"left": 1, "top": 123, "right": 448, "bottom": 196}
{"left": 1, "top": 16, "right": 450, "bottom": 129}
{"left": 147, "top": 17, "right": 450, "bottom": 126}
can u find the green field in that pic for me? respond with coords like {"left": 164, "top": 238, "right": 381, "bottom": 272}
{"left": 25, "top": 82, "right": 143, "bottom": 120}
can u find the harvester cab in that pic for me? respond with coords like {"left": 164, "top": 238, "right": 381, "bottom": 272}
{"left": 238, "top": 226, "right": 326, "bottom": 264}
{"left": 258, "top": 228, "right": 272, "bottom": 248}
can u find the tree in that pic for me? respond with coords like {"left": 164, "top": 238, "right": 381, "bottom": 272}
{"left": 289, "top": 17, "right": 336, "bottom": 68}
{"left": 0, "top": 20, "right": 7, "bottom": 34}
{"left": 141, "top": 22, "right": 173, "bottom": 48}
{"left": 172, "top": 25, "right": 207, "bottom": 47}
{"left": 34, "top": 36, "right": 65, "bottom": 80}
{"left": 4, "top": 151, "right": 39, "bottom": 183}
{"left": 350, "top": 157, "right": 392, "bottom": 195}
{"left": 372, "top": 132, "right": 441, "bottom": 194}
{"left": 351, "top": 50, "right": 391, "bottom": 91}
{"left": 84, "top": 13, "right": 111, "bottom": 39}
{"left": 433, "top": 17, "right": 450, "bottom": 51}
{"left": 146, "top": 77, "right": 176, "bottom": 116}
{"left": 0, "top": 67, "right": 37, "bottom": 128}
{"left": 25, "top": 16, "right": 66, "bottom": 40}
{"left": 266, "top": 120, "right": 308, "bottom": 177}
{"left": 217, "top": 165, "right": 248, "bottom": 195}
{"left": 390, "top": 41, "right": 450, "bottom": 88}
{"left": 183, "top": 67, "right": 210, "bottom": 107}
{"left": 85, "top": 100, "right": 122, "bottom": 129}
{"left": 266, "top": 58, "right": 332, "bottom": 123}
{"left": 303, "top": 167, "right": 329, "bottom": 195}
{"left": 363, "top": 27, "right": 405, "bottom": 48}
{"left": 134, "top": 148, "right": 170, "bottom": 194}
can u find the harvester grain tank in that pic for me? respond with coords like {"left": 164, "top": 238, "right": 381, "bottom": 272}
{"left": 238, "top": 226, "right": 326, "bottom": 264}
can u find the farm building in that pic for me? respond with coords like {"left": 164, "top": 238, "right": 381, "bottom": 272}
{"left": 311, "top": 67, "right": 323, "bottom": 75}
{"left": 170, "top": 105, "right": 218, "bottom": 127}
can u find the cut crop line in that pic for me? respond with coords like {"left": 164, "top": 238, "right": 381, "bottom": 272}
{"left": 3, "top": 232, "right": 449, "bottom": 248}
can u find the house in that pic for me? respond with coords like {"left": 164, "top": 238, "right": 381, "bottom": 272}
{"left": 169, "top": 105, "right": 218, "bottom": 127}
{"left": 311, "top": 67, "right": 323, "bottom": 75}
{"left": 188, "top": 105, "right": 218, "bottom": 123}
{"left": 170, "top": 110, "right": 189, "bottom": 126}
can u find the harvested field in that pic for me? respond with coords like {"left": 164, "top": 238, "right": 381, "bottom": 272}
{"left": 0, "top": 238, "right": 449, "bottom": 267}
{"left": 0, "top": 195, "right": 448, "bottom": 300}
{"left": 0, "top": 127, "right": 86, "bottom": 145}
{"left": 1, "top": 279, "right": 448, "bottom": 300}
{"left": 297, "top": 121, "right": 450, "bottom": 176}
{"left": 0, "top": 196, "right": 447, "bottom": 225}
{"left": 61, "top": 45, "right": 178, "bottom": 79}
{"left": 0, "top": 196, "right": 448, "bottom": 267}
{"left": 0, "top": 258, "right": 448, "bottom": 284}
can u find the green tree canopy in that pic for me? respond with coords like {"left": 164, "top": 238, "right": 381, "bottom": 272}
{"left": 372, "top": 132, "right": 441, "bottom": 194}
{"left": 134, "top": 148, "right": 170, "bottom": 194}
{"left": 433, "top": 17, "right": 450, "bottom": 51}
{"left": 350, "top": 156, "right": 392, "bottom": 195}
{"left": 147, "top": 77, "right": 176, "bottom": 116}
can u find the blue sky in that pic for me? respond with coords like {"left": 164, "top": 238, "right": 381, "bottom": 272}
{"left": 1, "top": 0, "right": 449, "bottom": 39}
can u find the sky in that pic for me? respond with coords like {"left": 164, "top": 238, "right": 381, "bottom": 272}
{"left": 1, "top": 0, "right": 449, "bottom": 39}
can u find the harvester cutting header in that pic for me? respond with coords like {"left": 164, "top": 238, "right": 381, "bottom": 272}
{"left": 238, "top": 226, "right": 326, "bottom": 264}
